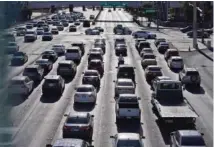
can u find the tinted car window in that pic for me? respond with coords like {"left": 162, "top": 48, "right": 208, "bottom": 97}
{"left": 84, "top": 72, "right": 98, "bottom": 76}
{"left": 24, "top": 68, "right": 37, "bottom": 73}
{"left": 67, "top": 117, "right": 89, "bottom": 124}
{"left": 186, "top": 71, "right": 199, "bottom": 76}
{"left": 44, "top": 79, "right": 58, "bottom": 85}
{"left": 77, "top": 87, "right": 92, "bottom": 92}
{"left": 117, "top": 140, "right": 141, "bottom": 147}
{"left": 119, "top": 67, "right": 134, "bottom": 73}
{"left": 181, "top": 136, "right": 205, "bottom": 146}
{"left": 59, "top": 64, "right": 71, "bottom": 68}
{"left": 118, "top": 82, "right": 133, "bottom": 86}
{"left": 67, "top": 50, "right": 79, "bottom": 53}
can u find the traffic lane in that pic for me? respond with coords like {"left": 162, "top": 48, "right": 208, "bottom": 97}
{"left": 9, "top": 41, "right": 93, "bottom": 147}
{"left": 179, "top": 50, "right": 213, "bottom": 97}
{"left": 148, "top": 40, "right": 213, "bottom": 147}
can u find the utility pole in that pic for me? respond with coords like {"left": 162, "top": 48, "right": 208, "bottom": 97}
{"left": 193, "top": 1, "right": 197, "bottom": 49}
{"left": 156, "top": 1, "right": 159, "bottom": 31}
{"left": 201, "top": 2, "right": 205, "bottom": 43}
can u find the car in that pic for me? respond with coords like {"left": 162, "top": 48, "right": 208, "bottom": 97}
{"left": 82, "top": 70, "right": 100, "bottom": 88}
{"left": 88, "top": 52, "right": 103, "bottom": 63}
{"left": 71, "top": 42, "right": 85, "bottom": 56}
{"left": 42, "top": 75, "right": 65, "bottom": 96}
{"left": 115, "top": 94, "right": 141, "bottom": 123}
{"left": 85, "top": 28, "right": 100, "bottom": 35}
{"left": 204, "top": 28, "right": 213, "bottom": 35}
{"left": 132, "top": 30, "right": 156, "bottom": 39}
{"left": 123, "top": 27, "right": 132, "bottom": 35}
{"left": 6, "top": 42, "right": 19, "bottom": 54}
{"left": 57, "top": 60, "right": 77, "bottom": 78}
{"left": 108, "top": 9, "right": 111, "bottom": 12}
{"left": 94, "top": 26, "right": 104, "bottom": 32}
{"left": 164, "top": 49, "right": 179, "bottom": 61}
{"left": 24, "top": 30, "right": 37, "bottom": 42}
{"left": 42, "top": 50, "right": 58, "bottom": 63}
{"left": 141, "top": 53, "right": 156, "bottom": 61}
{"left": 68, "top": 18, "right": 74, "bottom": 23}
{"left": 69, "top": 25, "right": 77, "bottom": 32}
{"left": 117, "top": 64, "right": 136, "bottom": 83}
{"left": 29, "top": 20, "right": 38, "bottom": 27}
{"left": 145, "top": 65, "right": 163, "bottom": 82}
{"left": 56, "top": 24, "right": 64, "bottom": 31}
{"left": 141, "top": 59, "right": 157, "bottom": 69}
{"left": 89, "top": 48, "right": 103, "bottom": 55}
{"left": 51, "top": 27, "right": 59, "bottom": 35}
{"left": 16, "top": 27, "right": 26, "bottom": 36}
{"left": 46, "top": 138, "right": 94, "bottom": 147}
{"left": 83, "top": 20, "right": 90, "bottom": 27}
{"left": 180, "top": 25, "right": 193, "bottom": 33}
{"left": 74, "top": 21, "right": 81, "bottom": 26}
{"left": 52, "top": 21, "right": 61, "bottom": 26}
{"left": 94, "top": 38, "right": 106, "bottom": 45}
{"left": 89, "top": 15, "right": 95, "bottom": 20}
{"left": 26, "top": 23, "right": 34, "bottom": 29}
{"left": 137, "top": 41, "right": 150, "bottom": 53}
{"left": 35, "top": 59, "right": 53, "bottom": 74}
{"left": 179, "top": 68, "right": 201, "bottom": 87}
{"left": 151, "top": 76, "right": 171, "bottom": 90}
{"left": 36, "top": 27, "right": 44, "bottom": 35}
{"left": 88, "top": 59, "right": 104, "bottom": 76}
{"left": 74, "top": 85, "right": 97, "bottom": 104}
{"left": 8, "top": 76, "right": 34, "bottom": 96}
{"left": 170, "top": 130, "right": 206, "bottom": 147}
{"left": 140, "top": 48, "right": 153, "bottom": 57}
{"left": 46, "top": 19, "right": 53, "bottom": 25}
{"left": 114, "top": 78, "right": 135, "bottom": 97}
{"left": 37, "top": 21, "right": 46, "bottom": 27}
{"left": 114, "top": 38, "right": 126, "bottom": 47}
{"left": 168, "top": 56, "right": 184, "bottom": 70}
{"left": 11, "top": 51, "right": 28, "bottom": 65}
{"left": 61, "top": 19, "right": 69, "bottom": 27}
{"left": 154, "top": 38, "right": 166, "bottom": 46}
{"left": 23, "top": 65, "right": 44, "bottom": 83}
{"left": 110, "top": 133, "right": 144, "bottom": 147}
{"left": 42, "top": 24, "right": 50, "bottom": 32}
{"left": 94, "top": 41, "right": 106, "bottom": 53}
{"left": 187, "top": 30, "right": 210, "bottom": 38}
{"left": 157, "top": 42, "right": 169, "bottom": 54}
{"left": 52, "top": 44, "right": 65, "bottom": 55}
{"left": 62, "top": 112, "right": 94, "bottom": 140}
{"left": 65, "top": 47, "right": 82, "bottom": 63}
{"left": 115, "top": 44, "right": 127, "bottom": 56}
{"left": 42, "top": 32, "right": 53, "bottom": 41}
{"left": 135, "top": 38, "right": 146, "bottom": 49}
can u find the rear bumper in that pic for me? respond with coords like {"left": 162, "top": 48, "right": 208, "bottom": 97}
{"left": 161, "top": 117, "right": 196, "bottom": 125}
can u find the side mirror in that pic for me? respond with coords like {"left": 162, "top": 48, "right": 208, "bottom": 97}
{"left": 110, "top": 135, "right": 115, "bottom": 138}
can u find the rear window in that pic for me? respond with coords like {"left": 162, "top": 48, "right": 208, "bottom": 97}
{"left": 144, "top": 54, "right": 155, "bottom": 58}
{"left": 172, "top": 58, "right": 183, "bottom": 62}
{"left": 84, "top": 72, "right": 98, "bottom": 76}
{"left": 119, "top": 103, "right": 139, "bottom": 108}
{"left": 117, "top": 140, "right": 141, "bottom": 147}
{"left": 76, "top": 87, "right": 92, "bottom": 92}
{"left": 181, "top": 136, "right": 205, "bottom": 146}
{"left": 118, "top": 81, "right": 133, "bottom": 86}
{"left": 186, "top": 71, "right": 199, "bottom": 76}
{"left": 67, "top": 49, "right": 79, "bottom": 53}
{"left": 44, "top": 79, "right": 58, "bottom": 85}
{"left": 169, "top": 51, "right": 179, "bottom": 56}
{"left": 119, "top": 67, "right": 134, "bottom": 73}
{"left": 119, "top": 97, "right": 138, "bottom": 103}
{"left": 26, "top": 31, "right": 34, "bottom": 34}
{"left": 67, "top": 117, "right": 89, "bottom": 124}
{"left": 89, "top": 54, "right": 102, "bottom": 59}
{"left": 159, "top": 83, "right": 181, "bottom": 90}
{"left": 89, "top": 62, "right": 101, "bottom": 67}
{"left": 24, "top": 68, "right": 37, "bottom": 73}
{"left": 59, "top": 64, "right": 70, "bottom": 68}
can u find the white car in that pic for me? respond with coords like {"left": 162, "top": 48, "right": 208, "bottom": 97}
{"left": 52, "top": 44, "right": 65, "bottom": 55}
{"left": 132, "top": 31, "right": 156, "bottom": 39}
{"left": 85, "top": 29, "right": 100, "bottom": 35}
{"left": 114, "top": 78, "right": 135, "bottom": 97}
{"left": 8, "top": 76, "right": 34, "bottom": 96}
{"left": 110, "top": 133, "right": 144, "bottom": 147}
{"left": 168, "top": 56, "right": 184, "bottom": 70}
{"left": 74, "top": 85, "right": 97, "bottom": 104}
{"left": 65, "top": 47, "right": 82, "bottom": 63}
{"left": 89, "top": 48, "right": 103, "bottom": 55}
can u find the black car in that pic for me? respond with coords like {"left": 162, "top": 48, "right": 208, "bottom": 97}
{"left": 83, "top": 20, "right": 90, "bottom": 27}
{"left": 117, "top": 64, "right": 136, "bottom": 84}
{"left": 82, "top": 70, "right": 100, "bottom": 88}
{"left": 57, "top": 60, "right": 77, "bottom": 78}
{"left": 42, "top": 32, "right": 53, "bottom": 41}
{"left": 88, "top": 52, "right": 103, "bottom": 63}
{"left": 41, "top": 50, "right": 58, "bottom": 63}
{"left": 94, "top": 27, "right": 104, "bottom": 32}
{"left": 154, "top": 38, "right": 166, "bottom": 47}
{"left": 69, "top": 25, "right": 77, "bottom": 32}
{"left": 61, "top": 20, "right": 69, "bottom": 27}
{"left": 72, "top": 42, "right": 85, "bottom": 55}
{"left": 137, "top": 41, "right": 150, "bottom": 53}
{"left": 35, "top": 59, "right": 53, "bottom": 74}
{"left": 157, "top": 42, "right": 169, "bottom": 54}
{"left": 42, "top": 75, "right": 65, "bottom": 96}
{"left": 88, "top": 59, "right": 104, "bottom": 76}
{"left": 115, "top": 44, "right": 127, "bottom": 56}
{"left": 23, "top": 65, "right": 44, "bottom": 83}
{"left": 11, "top": 51, "right": 28, "bottom": 65}
{"left": 180, "top": 26, "right": 192, "bottom": 33}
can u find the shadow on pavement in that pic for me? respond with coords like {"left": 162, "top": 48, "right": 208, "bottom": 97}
{"left": 64, "top": 76, "right": 75, "bottom": 84}
{"left": 185, "top": 85, "right": 205, "bottom": 94}
{"left": 40, "top": 94, "right": 61, "bottom": 103}
{"left": 116, "top": 120, "right": 144, "bottom": 136}
{"left": 6, "top": 95, "right": 28, "bottom": 106}
{"left": 73, "top": 103, "right": 95, "bottom": 112}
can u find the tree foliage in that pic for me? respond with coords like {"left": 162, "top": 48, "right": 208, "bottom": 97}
{"left": 69, "top": 4, "right": 73, "bottom": 12}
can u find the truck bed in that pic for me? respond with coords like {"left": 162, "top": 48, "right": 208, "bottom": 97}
{"left": 153, "top": 99, "right": 198, "bottom": 118}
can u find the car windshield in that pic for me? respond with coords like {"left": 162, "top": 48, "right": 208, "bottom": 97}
{"left": 44, "top": 32, "right": 51, "bottom": 35}
{"left": 118, "top": 81, "right": 133, "bottom": 86}
{"left": 172, "top": 58, "right": 183, "bottom": 62}
{"left": 144, "top": 55, "right": 155, "bottom": 59}
{"left": 43, "top": 51, "right": 54, "bottom": 54}
{"left": 67, "top": 49, "right": 79, "bottom": 53}
{"left": 76, "top": 87, "right": 92, "bottom": 92}
{"left": 84, "top": 72, "right": 98, "bottom": 76}
{"left": 59, "top": 64, "right": 71, "bottom": 68}
{"left": 67, "top": 117, "right": 89, "bottom": 124}
{"left": 24, "top": 68, "right": 37, "bottom": 73}
{"left": 89, "top": 54, "right": 102, "bottom": 59}
{"left": 89, "top": 62, "right": 101, "bottom": 67}
{"left": 117, "top": 44, "right": 126, "bottom": 48}
{"left": 117, "top": 140, "right": 141, "bottom": 147}
{"left": 26, "top": 31, "right": 34, "bottom": 34}
{"left": 159, "top": 83, "right": 181, "bottom": 90}
{"left": 181, "top": 136, "right": 205, "bottom": 146}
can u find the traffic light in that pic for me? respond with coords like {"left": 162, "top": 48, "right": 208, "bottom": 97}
{"left": 69, "top": 4, "right": 73, "bottom": 12}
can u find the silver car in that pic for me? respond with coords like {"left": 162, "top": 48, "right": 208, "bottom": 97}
{"left": 52, "top": 44, "right": 65, "bottom": 55}
{"left": 114, "top": 78, "right": 135, "bottom": 97}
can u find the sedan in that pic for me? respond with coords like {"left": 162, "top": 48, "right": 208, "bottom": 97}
{"left": 132, "top": 30, "right": 156, "bottom": 39}
{"left": 114, "top": 78, "right": 135, "bottom": 97}
{"left": 52, "top": 44, "right": 65, "bottom": 55}
{"left": 157, "top": 42, "right": 169, "bottom": 54}
{"left": 51, "top": 27, "right": 59, "bottom": 35}
{"left": 74, "top": 85, "right": 97, "bottom": 104}
{"left": 110, "top": 133, "right": 144, "bottom": 147}
{"left": 35, "top": 59, "right": 53, "bottom": 74}
{"left": 42, "top": 32, "right": 53, "bottom": 41}
{"left": 11, "top": 51, "right": 28, "bottom": 65}
{"left": 41, "top": 50, "right": 58, "bottom": 63}
{"left": 145, "top": 65, "right": 163, "bottom": 82}
{"left": 115, "top": 44, "right": 127, "bottom": 56}
{"left": 82, "top": 70, "right": 100, "bottom": 88}
{"left": 36, "top": 27, "right": 44, "bottom": 35}
{"left": 94, "top": 26, "right": 104, "bottom": 32}
{"left": 63, "top": 112, "right": 94, "bottom": 141}
{"left": 88, "top": 59, "right": 104, "bottom": 76}
{"left": 69, "top": 25, "right": 77, "bottom": 32}
{"left": 168, "top": 56, "right": 184, "bottom": 70}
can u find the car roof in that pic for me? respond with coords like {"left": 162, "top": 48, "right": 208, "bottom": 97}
{"left": 68, "top": 112, "right": 89, "bottom": 118}
{"left": 157, "top": 80, "right": 181, "bottom": 84}
{"left": 139, "top": 41, "right": 150, "bottom": 44}
{"left": 26, "top": 65, "right": 40, "bottom": 68}
{"left": 89, "top": 59, "right": 102, "bottom": 62}
{"left": 185, "top": 68, "right": 198, "bottom": 72}
{"left": 178, "top": 130, "right": 202, "bottom": 137}
{"left": 147, "top": 65, "right": 161, "bottom": 69}
{"left": 171, "top": 56, "right": 182, "bottom": 59}
{"left": 155, "top": 76, "right": 171, "bottom": 80}
{"left": 119, "top": 94, "right": 137, "bottom": 98}
{"left": 67, "top": 46, "right": 80, "bottom": 50}
{"left": 117, "top": 78, "right": 133, "bottom": 82}
{"left": 36, "top": 59, "right": 49, "bottom": 62}
{"left": 53, "top": 138, "right": 83, "bottom": 147}
{"left": 167, "top": 49, "right": 178, "bottom": 52}
{"left": 59, "top": 60, "right": 73, "bottom": 64}
{"left": 85, "top": 70, "right": 98, "bottom": 73}
{"left": 142, "top": 48, "right": 152, "bottom": 50}
{"left": 77, "top": 85, "right": 94, "bottom": 88}
{"left": 11, "top": 76, "right": 28, "bottom": 81}
{"left": 117, "top": 133, "right": 140, "bottom": 140}
{"left": 45, "top": 75, "right": 61, "bottom": 80}
{"left": 143, "top": 59, "right": 156, "bottom": 61}
{"left": 72, "top": 41, "right": 84, "bottom": 44}
{"left": 157, "top": 38, "right": 166, "bottom": 40}
{"left": 160, "top": 42, "right": 169, "bottom": 45}
{"left": 143, "top": 53, "right": 155, "bottom": 56}
{"left": 53, "top": 44, "right": 64, "bottom": 46}
{"left": 89, "top": 52, "right": 102, "bottom": 55}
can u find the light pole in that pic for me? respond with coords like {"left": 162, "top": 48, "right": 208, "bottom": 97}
{"left": 201, "top": 2, "right": 205, "bottom": 43}
{"left": 193, "top": 1, "right": 197, "bottom": 49}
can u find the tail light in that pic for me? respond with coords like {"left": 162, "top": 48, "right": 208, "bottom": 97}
{"left": 81, "top": 126, "right": 90, "bottom": 130}
{"left": 63, "top": 125, "right": 69, "bottom": 130}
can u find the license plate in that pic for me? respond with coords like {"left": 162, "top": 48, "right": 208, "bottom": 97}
{"left": 127, "top": 117, "right": 131, "bottom": 119}
{"left": 49, "top": 83, "right": 54, "bottom": 86}
{"left": 73, "top": 128, "right": 79, "bottom": 131}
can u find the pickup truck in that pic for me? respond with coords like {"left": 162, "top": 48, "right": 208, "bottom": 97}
{"left": 116, "top": 94, "right": 141, "bottom": 123}
{"left": 151, "top": 80, "right": 198, "bottom": 126}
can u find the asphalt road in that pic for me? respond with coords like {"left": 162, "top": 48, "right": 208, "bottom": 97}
{"left": 0, "top": 8, "right": 212, "bottom": 147}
